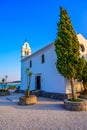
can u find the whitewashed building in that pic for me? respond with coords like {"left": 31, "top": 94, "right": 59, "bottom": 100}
{"left": 21, "top": 34, "right": 87, "bottom": 99}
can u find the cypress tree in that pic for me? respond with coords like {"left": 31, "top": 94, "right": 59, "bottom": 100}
{"left": 82, "top": 62, "right": 87, "bottom": 94}
{"left": 55, "top": 7, "right": 80, "bottom": 99}
{"left": 77, "top": 59, "right": 87, "bottom": 94}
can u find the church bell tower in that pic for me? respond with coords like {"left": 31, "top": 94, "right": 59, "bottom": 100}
{"left": 21, "top": 40, "right": 32, "bottom": 59}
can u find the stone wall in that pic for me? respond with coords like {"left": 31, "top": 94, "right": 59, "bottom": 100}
{"left": 0, "top": 91, "right": 10, "bottom": 96}
{"left": 20, "top": 90, "right": 80, "bottom": 101}
{"left": 64, "top": 99, "right": 87, "bottom": 111}
{"left": 31, "top": 90, "right": 68, "bottom": 100}
{"left": 19, "top": 95, "right": 37, "bottom": 105}
{"left": 41, "top": 91, "right": 67, "bottom": 100}
{"left": 31, "top": 90, "right": 42, "bottom": 97}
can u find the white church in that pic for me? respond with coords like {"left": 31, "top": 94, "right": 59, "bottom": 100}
{"left": 21, "top": 34, "right": 87, "bottom": 99}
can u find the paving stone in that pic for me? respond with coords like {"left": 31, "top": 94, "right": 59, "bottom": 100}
{"left": 0, "top": 93, "right": 87, "bottom": 130}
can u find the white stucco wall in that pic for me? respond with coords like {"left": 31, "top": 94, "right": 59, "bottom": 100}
{"left": 21, "top": 34, "right": 87, "bottom": 94}
{"left": 21, "top": 44, "right": 66, "bottom": 93}
{"left": 77, "top": 34, "right": 87, "bottom": 59}
{"left": 65, "top": 78, "right": 83, "bottom": 94}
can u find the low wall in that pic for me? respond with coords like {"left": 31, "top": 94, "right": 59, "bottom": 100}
{"left": 31, "top": 90, "right": 68, "bottom": 100}
{"left": 0, "top": 91, "right": 10, "bottom": 96}
{"left": 64, "top": 99, "right": 87, "bottom": 111}
{"left": 19, "top": 90, "right": 80, "bottom": 101}
{"left": 41, "top": 91, "right": 67, "bottom": 100}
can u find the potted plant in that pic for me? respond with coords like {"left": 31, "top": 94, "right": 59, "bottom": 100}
{"left": 25, "top": 68, "right": 32, "bottom": 97}
{"left": 19, "top": 68, "right": 37, "bottom": 105}
{"left": 0, "top": 76, "right": 10, "bottom": 96}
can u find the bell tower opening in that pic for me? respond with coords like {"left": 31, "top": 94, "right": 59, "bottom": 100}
{"left": 21, "top": 40, "right": 32, "bottom": 59}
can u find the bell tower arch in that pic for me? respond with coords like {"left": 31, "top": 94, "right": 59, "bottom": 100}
{"left": 21, "top": 40, "right": 32, "bottom": 59}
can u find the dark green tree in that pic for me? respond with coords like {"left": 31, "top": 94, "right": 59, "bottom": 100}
{"left": 77, "top": 58, "right": 87, "bottom": 94}
{"left": 1, "top": 78, "right": 6, "bottom": 89}
{"left": 0, "top": 75, "right": 8, "bottom": 89}
{"left": 55, "top": 7, "right": 80, "bottom": 99}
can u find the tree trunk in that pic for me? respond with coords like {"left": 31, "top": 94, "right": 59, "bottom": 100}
{"left": 70, "top": 77, "right": 75, "bottom": 99}
{"left": 27, "top": 86, "right": 30, "bottom": 97}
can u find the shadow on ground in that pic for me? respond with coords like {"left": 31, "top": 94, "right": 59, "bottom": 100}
{"left": 0, "top": 94, "right": 66, "bottom": 111}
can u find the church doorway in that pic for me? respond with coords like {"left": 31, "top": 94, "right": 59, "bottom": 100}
{"left": 35, "top": 75, "right": 41, "bottom": 90}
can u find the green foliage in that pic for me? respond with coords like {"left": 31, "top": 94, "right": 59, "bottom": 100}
{"left": 68, "top": 98, "right": 82, "bottom": 102}
{"left": 55, "top": 7, "right": 80, "bottom": 79}
{"left": 54, "top": 7, "right": 82, "bottom": 99}
{"left": 0, "top": 75, "right": 8, "bottom": 89}
{"left": 8, "top": 85, "right": 16, "bottom": 89}
{"left": 1, "top": 78, "right": 6, "bottom": 89}
{"left": 77, "top": 58, "right": 87, "bottom": 94}
{"left": 79, "top": 60, "right": 87, "bottom": 83}
{"left": 0, "top": 89, "right": 8, "bottom": 92}
{"left": 77, "top": 57, "right": 86, "bottom": 80}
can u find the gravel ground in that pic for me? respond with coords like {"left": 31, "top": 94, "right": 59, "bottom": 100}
{"left": 0, "top": 93, "right": 87, "bottom": 130}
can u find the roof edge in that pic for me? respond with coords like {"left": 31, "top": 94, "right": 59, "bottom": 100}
{"left": 21, "top": 42, "right": 54, "bottom": 62}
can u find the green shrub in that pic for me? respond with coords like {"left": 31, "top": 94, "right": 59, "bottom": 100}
{"left": 68, "top": 98, "right": 83, "bottom": 102}
{"left": 0, "top": 89, "right": 8, "bottom": 92}
{"left": 8, "top": 85, "right": 16, "bottom": 89}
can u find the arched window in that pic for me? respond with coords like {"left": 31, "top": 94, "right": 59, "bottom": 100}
{"left": 41, "top": 54, "right": 45, "bottom": 63}
{"left": 80, "top": 44, "right": 85, "bottom": 52}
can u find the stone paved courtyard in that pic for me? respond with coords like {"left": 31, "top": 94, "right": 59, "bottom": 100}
{"left": 0, "top": 93, "right": 87, "bottom": 130}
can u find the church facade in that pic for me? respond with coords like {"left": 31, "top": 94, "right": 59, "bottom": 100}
{"left": 21, "top": 34, "right": 87, "bottom": 99}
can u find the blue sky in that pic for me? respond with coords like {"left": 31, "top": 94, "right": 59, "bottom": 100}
{"left": 0, "top": 0, "right": 87, "bottom": 82}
